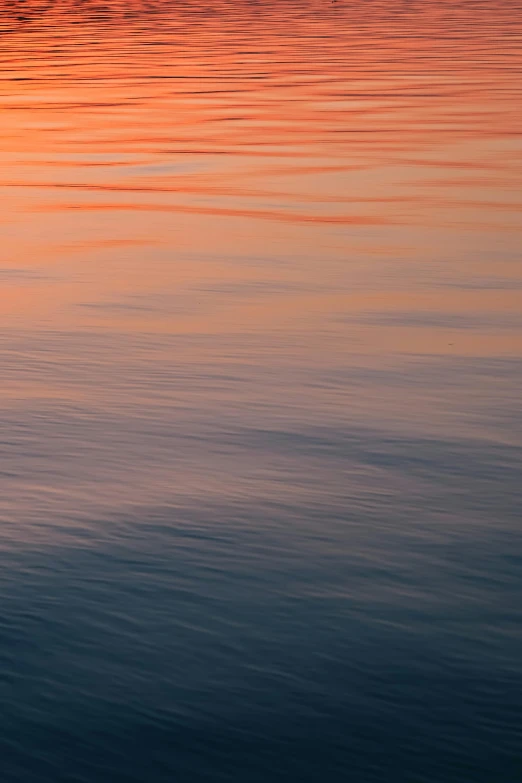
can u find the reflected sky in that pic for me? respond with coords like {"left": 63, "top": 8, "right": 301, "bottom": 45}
{"left": 0, "top": 3, "right": 521, "bottom": 782}
{"left": 0, "top": 0, "right": 521, "bottom": 548}
{"left": 0, "top": 0, "right": 521, "bottom": 352}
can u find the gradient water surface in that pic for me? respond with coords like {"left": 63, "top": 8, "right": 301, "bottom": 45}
{"left": 0, "top": 1, "right": 521, "bottom": 781}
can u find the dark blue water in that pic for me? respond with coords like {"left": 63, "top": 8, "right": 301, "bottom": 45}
{"left": 1, "top": 1, "right": 522, "bottom": 780}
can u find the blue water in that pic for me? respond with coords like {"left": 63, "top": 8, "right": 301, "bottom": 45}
{"left": 1, "top": 2, "right": 522, "bottom": 781}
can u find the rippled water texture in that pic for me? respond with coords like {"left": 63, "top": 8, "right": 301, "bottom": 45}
{"left": 1, "top": 1, "right": 521, "bottom": 781}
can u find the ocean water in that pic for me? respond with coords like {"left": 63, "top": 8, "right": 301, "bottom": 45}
{"left": 0, "top": 1, "right": 521, "bottom": 781}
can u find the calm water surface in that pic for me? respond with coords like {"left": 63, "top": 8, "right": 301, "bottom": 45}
{"left": 0, "top": 1, "right": 521, "bottom": 781}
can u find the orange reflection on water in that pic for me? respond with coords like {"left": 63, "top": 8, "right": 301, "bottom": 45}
{"left": 0, "top": 0, "right": 521, "bottom": 356}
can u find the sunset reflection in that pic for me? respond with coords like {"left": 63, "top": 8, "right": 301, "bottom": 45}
{"left": 0, "top": 3, "right": 521, "bottom": 782}
{"left": 1, "top": 1, "right": 521, "bottom": 350}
